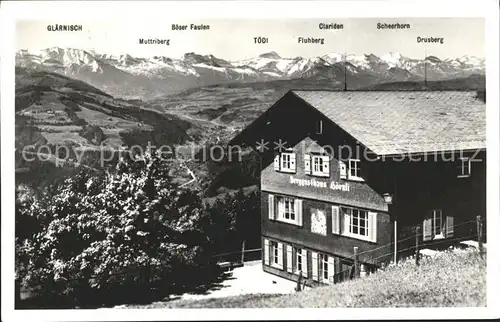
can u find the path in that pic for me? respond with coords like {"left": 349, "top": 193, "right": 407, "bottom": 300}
{"left": 169, "top": 260, "right": 297, "bottom": 302}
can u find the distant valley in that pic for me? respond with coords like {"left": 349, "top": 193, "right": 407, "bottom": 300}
{"left": 14, "top": 48, "right": 486, "bottom": 196}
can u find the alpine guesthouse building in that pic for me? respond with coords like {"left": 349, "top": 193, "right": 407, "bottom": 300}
{"left": 230, "top": 90, "right": 486, "bottom": 286}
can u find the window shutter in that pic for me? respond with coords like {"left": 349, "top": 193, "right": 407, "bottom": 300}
{"left": 331, "top": 205, "right": 340, "bottom": 234}
{"left": 304, "top": 154, "right": 311, "bottom": 175}
{"left": 290, "top": 153, "right": 296, "bottom": 172}
{"left": 277, "top": 243, "right": 283, "bottom": 269}
{"left": 368, "top": 212, "right": 377, "bottom": 243}
{"left": 302, "top": 250, "right": 308, "bottom": 278}
{"left": 264, "top": 239, "right": 270, "bottom": 265}
{"left": 334, "top": 258, "right": 341, "bottom": 283}
{"left": 274, "top": 155, "right": 280, "bottom": 171}
{"left": 437, "top": 210, "right": 445, "bottom": 236}
{"left": 321, "top": 156, "right": 330, "bottom": 177}
{"left": 339, "top": 161, "right": 347, "bottom": 179}
{"left": 446, "top": 216, "right": 454, "bottom": 238}
{"left": 423, "top": 218, "right": 432, "bottom": 241}
{"left": 343, "top": 210, "right": 350, "bottom": 235}
{"left": 286, "top": 245, "right": 293, "bottom": 273}
{"left": 327, "top": 256, "right": 335, "bottom": 284}
{"left": 296, "top": 199, "right": 303, "bottom": 226}
{"left": 268, "top": 195, "right": 275, "bottom": 220}
{"left": 311, "top": 252, "right": 318, "bottom": 281}
{"left": 278, "top": 199, "right": 284, "bottom": 220}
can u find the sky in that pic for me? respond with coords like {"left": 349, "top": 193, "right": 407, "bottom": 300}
{"left": 16, "top": 18, "right": 484, "bottom": 60}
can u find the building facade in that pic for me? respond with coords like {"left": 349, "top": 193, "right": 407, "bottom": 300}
{"left": 230, "top": 90, "right": 486, "bottom": 286}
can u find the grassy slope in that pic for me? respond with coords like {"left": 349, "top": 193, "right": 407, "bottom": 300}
{"left": 15, "top": 67, "right": 193, "bottom": 150}
{"left": 133, "top": 248, "right": 485, "bottom": 308}
{"left": 15, "top": 67, "right": 200, "bottom": 189}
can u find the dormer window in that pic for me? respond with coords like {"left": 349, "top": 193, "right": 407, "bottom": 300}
{"left": 304, "top": 153, "right": 330, "bottom": 177}
{"left": 457, "top": 157, "right": 471, "bottom": 178}
{"left": 339, "top": 159, "right": 364, "bottom": 181}
{"left": 274, "top": 151, "right": 296, "bottom": 173}
{"left": 312, "top": 155, "right": 329, "bottom": 177}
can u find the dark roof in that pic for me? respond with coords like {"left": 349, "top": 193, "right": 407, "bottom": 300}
{"left": 291, "top": 90, "right": 486, "bottom": 155}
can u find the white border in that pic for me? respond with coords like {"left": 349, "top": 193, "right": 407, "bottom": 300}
{"left": 1, "top": 0, "right": 499, "bottom": 321}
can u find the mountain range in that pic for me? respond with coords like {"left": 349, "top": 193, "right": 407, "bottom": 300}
{"left": 16, "top": 47, "right": 485, "bottom": 100}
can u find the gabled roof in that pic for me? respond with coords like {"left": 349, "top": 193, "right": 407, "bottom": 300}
{"left": 290, "top": 90, "right": 486, "bottom": 155}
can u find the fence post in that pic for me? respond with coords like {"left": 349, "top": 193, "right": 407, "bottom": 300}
{"left": 415, "top": 226, "right": 420, "bottom": 266}
{"left": 476, "top": 215, "right": 483, "bottom": 259}
{"left": 353, "top": 247, "right": 360, "bottom": 279}
{"left": 241, "top": 240, "right": 246, "bottom": 263}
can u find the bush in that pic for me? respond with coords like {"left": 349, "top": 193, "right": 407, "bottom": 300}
{"left": 15, "top": 151, "right": 217, "bottom": 307}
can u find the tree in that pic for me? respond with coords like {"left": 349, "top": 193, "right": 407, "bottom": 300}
{"left": 199, "top": 188, "right": 261, "bottom": 258}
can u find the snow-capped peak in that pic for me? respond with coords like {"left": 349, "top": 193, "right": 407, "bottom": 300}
{"left": 456, "top": 55, "right": 484, "bottom": 66}
{"left": 259, "top": 51, "right": 281, "bottom": 59}
{"left": 35, "top": 47, "right": 102, "bottom": 72}
{"left": 380, "top": 52, "right": 408, "bottom": 67}
{"left": 321, "top": 52, "right": 344, "bottom": 64}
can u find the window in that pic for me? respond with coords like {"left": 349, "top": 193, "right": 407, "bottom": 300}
{"left": 312, "top": 252, "right": 334, "bottom": 283}
{"left": 348, "top": 159, "right": 363, "bottom": 181}
{"left": 457, "top": 157, "right": 471, "bottom": 178}
{"left": 305, "top": 154, "right": 330, "bottom": 177}
{"left": 287, "top": 245, "right": 307, "bottom": 277}
{"left": 345, "top": 207, "right": 369, "bottom": 237}
{"left": 283, "top": 198, "right": 295, "bottom": 221}
{"left": 313, "top": 155, "right": 324, "bottom": 173}
{"left": 319, "top": 253, "right": 329, "bottom": 282}
{"left": 312, "top": 155, "right": 330, "bottom": 177}
{"left": 274, "top": 152, "right": 296, "bottom": 173}
{"left": 295, "top": 248, "right": 303, "bottom": 273}
{"left": 340, "top": 206, "right": 377, "bottom": 242}
{"left": 432, "top": 209, "right": 443, "bottom": 237}
{"left": 282, "top": 153, "right": 292, "bottom": 170}
{"left": 423, "top": 210, "right": 453, "bottom": 241}
{"left": 271, "top": 241, "right": 279, "bottom": 265}
{"left": 266, "top": 240, "right": 284, "bottom": 269}
{"left": 277, "top": 197, "right": 302, "bottom": 226}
